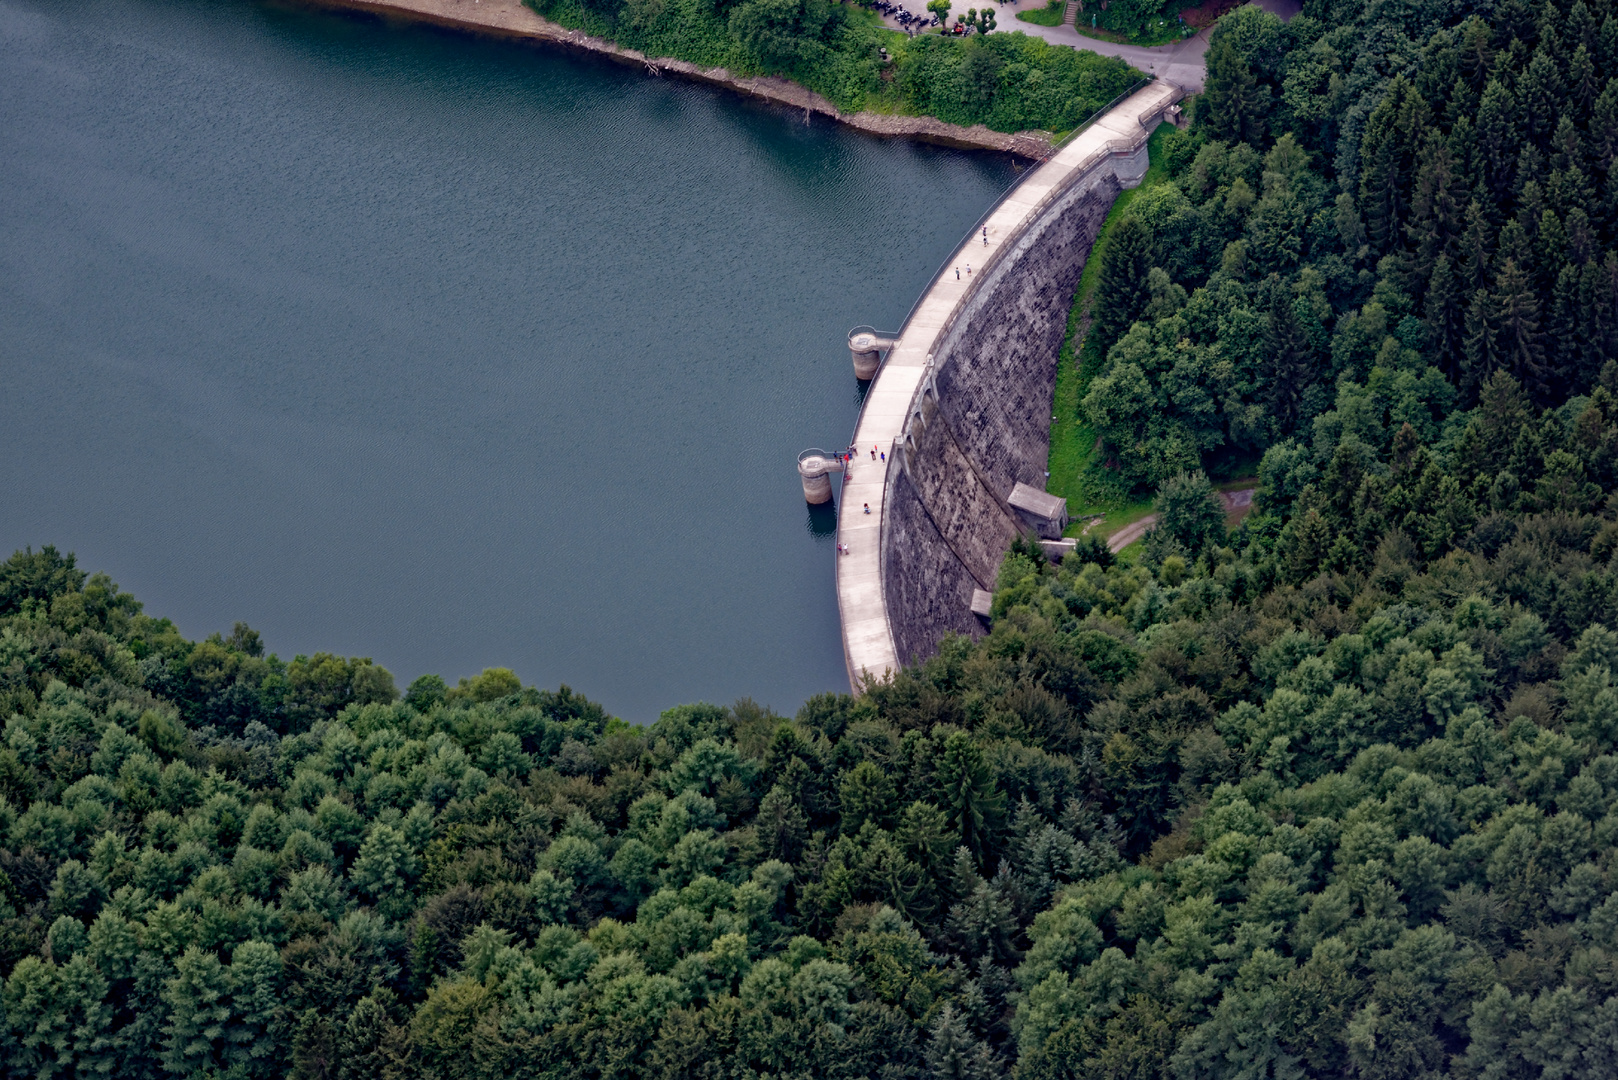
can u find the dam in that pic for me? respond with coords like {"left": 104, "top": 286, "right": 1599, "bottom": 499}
{"left": 833, "top": 80, "right": 1184, "bottom": 687}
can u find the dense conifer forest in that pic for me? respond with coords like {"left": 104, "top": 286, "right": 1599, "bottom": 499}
{"left": 12, "top": 0, "right": 1618, "bottom": 1078}
{"left": 1081, "top": 0, "right": 1618, "bottom": 501}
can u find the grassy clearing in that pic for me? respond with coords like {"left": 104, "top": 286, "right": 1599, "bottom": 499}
{"left": 1072, "top": 499, "right": 1156, "bottom": 539}
{"left": 1064, "top": 10, "right": 1193, "bottom": 45}
{"left": 1046, "top": 121, "right": 1179, "bottom": 522}
{"left": 1017, "top": 2, "right": 1066, "bottom": 27}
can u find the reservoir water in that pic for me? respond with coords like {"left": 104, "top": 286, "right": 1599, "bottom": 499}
{"left": 0, "top": 0, "right": 1016, "bottom": 720}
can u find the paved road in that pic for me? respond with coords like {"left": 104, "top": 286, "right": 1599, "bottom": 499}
{"left": 1015, "top": 21, "right": 1213, "bottom": 89}
{"left": 877, "top": 0, "right": 1300, "bottom": 93}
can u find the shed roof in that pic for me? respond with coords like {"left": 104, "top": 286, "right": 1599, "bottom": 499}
{"left": 1008, "top": 483, "right": 1067, "bottom": 521}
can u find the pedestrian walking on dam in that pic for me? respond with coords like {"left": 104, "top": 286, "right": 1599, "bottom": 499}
{"left": 956, "top": 268, "right": 960, "bottom": 279}
{"left": 983, "top": 227, "right": 988, "bottom": 246}
{"left": 864, "top": 503, "right": 870, "bottom": 513}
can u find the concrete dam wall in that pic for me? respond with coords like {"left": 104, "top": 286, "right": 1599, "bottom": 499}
{"left": 835, "top": 80, "right": 1184, "bottom": 687}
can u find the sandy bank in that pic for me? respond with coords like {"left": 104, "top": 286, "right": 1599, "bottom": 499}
{"left": 291, "top": 0, "right": 1058, "bottom": 157}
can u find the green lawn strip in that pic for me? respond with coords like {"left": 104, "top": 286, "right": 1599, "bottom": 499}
{"left": 1064, "top": 14, "right": 1192, "bottom": 45}
{"left": 1017, "top": 13, "right": 1188, "bottom": 45}
{"left": 1047, "top": 121, "right": 1178, "bottom": 524}
{"left": 1016, "top": 2, "right": 1065, "bottom": 27}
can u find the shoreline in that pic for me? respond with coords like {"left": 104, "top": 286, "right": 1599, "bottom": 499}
{"left": 288, "top": 0, "right": 1059, "bottom": 157}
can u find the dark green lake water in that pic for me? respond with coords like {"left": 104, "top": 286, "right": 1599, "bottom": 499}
{"left": 0, "top": 0, "right": 1016, "bottom": 720}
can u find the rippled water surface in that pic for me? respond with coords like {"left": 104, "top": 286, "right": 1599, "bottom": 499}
{"left": 0, "top": 0, "right": 1016, "bottom": 719}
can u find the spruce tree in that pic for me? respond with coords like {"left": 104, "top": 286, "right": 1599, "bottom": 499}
{"left": 1583, "top": 253, "right": 1618, "bottom": 382}
{"left": 1571, "top": 44, "right": 1598, "bottom": 120}
{"left": 1475, "top": 79, "right": 1517, "bottom": 196}
{"left": 1602, "top": 13, "right": 1618, "bottom": 74}
{"left": 1458, "top": 16, "right": 1493, "bottom": 87}
{"left": 1426, "top": 255, "right": 1465, "bottom": 377}
{"left": 1458, "top": 201, "right": 1494, "bottom": 293}
{"left": 227, "top": 940, "right": 284, "bottom": 1080}
{"left": 162, "top": 947, "right": 234, "bottom": 1076}
{"left": 1090, "top": 215, "right": 1152, "bottom": 355}
{"left": 1519, "top": 48, "right": 1563, "bottom": 140}
{"left": 61, "top": 955, "right": 117, "bottom": 1080}
{"left": 1594, "top": 79, "right": 1618, "bottom": 169}
{"left": 1407, "top": 132, "right": 1463, "bottom": 283}
{"left": 1262, "top": 278, "right": 1312, "bottom": 433}
{"left": 4, "top": 958, "right": 72, "bottom": 1079}
{"left": 756, "top": 783, "right": 810, "bottom": 862}
{"left": 1550, "top": 263, "right": 1582, "bottom": 393}
{"left": 1202, "top": 35, "right": 1267, "bottom": 145}
{"left": 1283, "top": 508, "right": 1332, "bottom": 583}
{"left": 1473, "top": 370, "right": 1534, "bottom": 477}
{"left": 1494, "top": 259, "right": 1549, "bottom": 400}
{"left": 1463, "top": 287, "right": 1499, "bottom": 399}
{"left": 924, "top": 1004, "right": 998, "bottom": 1080}
{"left": 1359, "top": 92, "right": 1404, "bottom": 253}
{"left": 935, "top": 733, "right": 1004, "bottom": 870}
{"left": 290, "top": 1010, "right": 336, "bottom": 1080}
{"left": 840, "top": 760, "right": 898, "bottom": 834}
{"left": 337, "top": 991, "right": 407, "bottom": 1080}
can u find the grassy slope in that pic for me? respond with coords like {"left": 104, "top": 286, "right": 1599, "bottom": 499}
{"left": 1017, "top": 6, "right": 1190, "bottom": 45}
{"left": 1017, "top": 3, "right": 1066, "bottom": 27}
{"left": 1047, "top": 121, "right": 1178, "bottom": 536}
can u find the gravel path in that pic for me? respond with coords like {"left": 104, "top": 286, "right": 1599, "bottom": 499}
{"left": 1106, "top": 487, "right": 1256, "bottom": 553}
{"left": 1107, "top": 514, "right": 1159, "bottom": 552}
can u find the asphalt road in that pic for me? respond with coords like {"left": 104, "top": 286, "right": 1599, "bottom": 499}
{"left": 876, "top": 0, "right": 1301, "bottom": 93}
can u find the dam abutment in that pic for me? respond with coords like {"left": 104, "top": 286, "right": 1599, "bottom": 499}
{"left": 834, "top": 80, "right": 1184, "bottom": 689}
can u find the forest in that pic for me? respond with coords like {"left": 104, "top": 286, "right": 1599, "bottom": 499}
{"left": 521, "top": 0, "right": 1142, "bottom": 131}
{"left": 11, "top": 367, "right": 1618, "bottom": 1078}
{"left": 10, "top": 0, "right": 1618, "bottom": 1078}
{"left": 1078, "top": 0, "right": 1618, "bottom": 503}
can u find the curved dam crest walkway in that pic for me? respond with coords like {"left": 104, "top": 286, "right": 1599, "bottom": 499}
{"left": 835, "top": 79, "right": 1182, "bottom": 689}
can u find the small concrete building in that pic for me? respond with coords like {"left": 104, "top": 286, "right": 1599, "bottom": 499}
{"left": 970, "top": 589, "right": 994, "bottom": 618}
{"left": 1008, "top": 483, "right": 1069, "bottom": 539}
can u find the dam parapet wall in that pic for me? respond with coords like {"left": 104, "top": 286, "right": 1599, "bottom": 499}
{"left": 835, "top": 80, "right": 1183, "bottom": 688}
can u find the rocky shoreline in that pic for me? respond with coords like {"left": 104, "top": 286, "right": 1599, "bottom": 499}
{"left": 294, "top": 0, "right": 1059, "bottom": 157}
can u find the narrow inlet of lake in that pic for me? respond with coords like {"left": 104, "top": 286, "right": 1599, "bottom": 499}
{"left": 0, "top": 0, "right": 1018, "bottom": 720}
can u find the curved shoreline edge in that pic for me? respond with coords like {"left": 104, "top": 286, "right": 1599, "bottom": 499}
{"left": 835, "top": 79, "right": 1182, "bottom": 690}
{"left": 288, "top": 0, "right": 1059, "bottom": 157}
